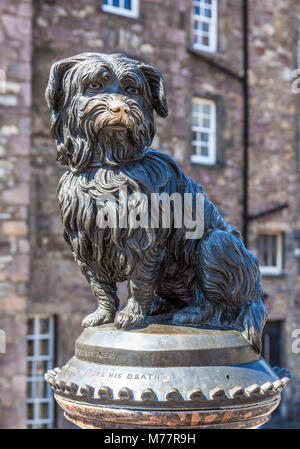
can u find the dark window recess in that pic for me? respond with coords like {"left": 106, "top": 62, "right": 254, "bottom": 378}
{"left": 261, "top": 320, "right": 282, "bottom": 368}
{"left": 261, "top": 320, "right": 283, "bottom": 416}
{"left": 179, "top": 11, "right": 185, "bottom": 29}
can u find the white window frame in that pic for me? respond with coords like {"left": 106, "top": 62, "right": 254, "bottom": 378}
{"left": 102, "top": 0, "right": 139, "bottom": 18}
{"left": 190, "top": 97, "right": 217, "bottom": 165}
{"left": 26, "top": 315, "right": 55, "bottom": 429}
{"left": 192, "top": 0, "right": 218, "bottom": 53}
{"left": 258, "top": 232, "right": 283, "bottom": 276}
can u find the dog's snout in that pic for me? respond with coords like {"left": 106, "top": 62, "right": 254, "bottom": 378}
{"left": 109, "top": 100, "right": 130, "bottom": 116}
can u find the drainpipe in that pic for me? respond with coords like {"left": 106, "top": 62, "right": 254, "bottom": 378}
{"left": 242, "top": 0, "right": 249, "bottom": 247}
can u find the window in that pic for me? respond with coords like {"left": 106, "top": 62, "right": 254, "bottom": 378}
{"left": 258, "top": 233, "right": 283, "bottom": 275}
{"left": 262, "top": 320, "right": 283, "bottom": 367}
{"left": 191, "top": 97, "right": 217, "bottom": 165}
{"left": 102, "top": 0, "right": 139, "bottom": 18}
{"left": 262, "top": 320, "right": 283, "bottom": 417}
{"left": 192, "top": 0, "right": 217, "bottom": 53}
{"left": 26, "top": 316, "right": 55, "bottom": 429}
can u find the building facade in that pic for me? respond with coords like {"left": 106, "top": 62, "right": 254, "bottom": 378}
{"left": 0, "top": 0, "right": 299, "bottom": 428}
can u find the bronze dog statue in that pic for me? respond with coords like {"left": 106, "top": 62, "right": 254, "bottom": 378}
{"left": 46, "top": 53, "right": 267, "bottom": 352}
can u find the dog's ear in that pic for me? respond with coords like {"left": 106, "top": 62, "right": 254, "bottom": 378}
{"left": 45, "top": 56, "right": 84, "bottom": 167}
{"left": 138, "top": 63, "right": 168, "bottom": 118}
{"left": 45, "top": 57, "right": 79, "bottom": 112}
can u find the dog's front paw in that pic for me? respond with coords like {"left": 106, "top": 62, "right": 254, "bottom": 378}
{"left": 114, "top": 298, "right": 146, "bottom": 330}
{"left": 81, "top": 307, "right": 114, "bottom": 328}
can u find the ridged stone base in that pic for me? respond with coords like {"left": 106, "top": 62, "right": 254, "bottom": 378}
{"left": 45, "top": 323, "right": 290, "bottom": 429}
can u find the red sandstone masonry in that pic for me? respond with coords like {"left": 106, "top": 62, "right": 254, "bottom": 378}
{"left": 248, "top": 0, "right": 300, "bottom": 421}
{"left": 0, "top": 0, "right": 32, "bottom": 429}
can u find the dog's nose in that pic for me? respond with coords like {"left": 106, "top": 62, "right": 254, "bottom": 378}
{"left": 109, "top": 100, "right": 130, "bottom": 115}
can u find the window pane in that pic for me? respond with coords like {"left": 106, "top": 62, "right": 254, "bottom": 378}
{"left": 113, "top": 0, "right": 120, "bottom": 6}
{"left": 35, "top": 380, "right": 48, "bottom": 398}
{"left": 38, "top": 402, "right": 49, "bottom": 419}
{"left": 27, "top": 381, "right": 33, "bottom": 398}
{"left": 27, "top": 403, "right": 34, "bottom": 420}
{"left": 271, "top": 235, "right": 277, "bottom": 266}
{"left": 124, "top": 0, "right": 131, "bottom": 9}
{"left": 35, "top": 423, "right": 48, "bottom": 429}
{"left": 27, "top": 339, "right": 34, "bottom": 357}
{"left": 202, "top": 36, "right": 209, "bottom": 46}
{"left": 192, "top": 101, "right": 199, "bottom": 112}
{"left": 38, "top": 339, "right": 49, "bottom": 356}
{"left": 192, "top": 117, "right": 198, "bottom": 127}
{"left": 36, "top": 360, "right": 48, "bottom": 376}
{"left": 201, "top": 132, "right": 208, "bottom": 142}
{"left": 201, "top": 146, "right": 209, "bottom": 156}
{"left": 202, "top": 118, "right": 210, "bottom": 128}
{"left": 28, "top": 318, "right": 34, "bottom": 335}
{"left": 195, "top": 145, "right": 201, "bottom": 155}
{"left": 262, "top": 235, "right": 269, "bottom": 265}
{"left": 203, "top": 104, "right": 211, "bottom": 114}
{"left": 39, "top": 318, "right": 50, "bottom": 335}
{"left": 27, "top": 361, "right": 34, "bottom": 376}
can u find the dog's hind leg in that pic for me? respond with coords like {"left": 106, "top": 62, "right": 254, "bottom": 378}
{"left": 172, "top": 289, "right": 215, "bottom": 326}
{"left": 76, "top": 259, "right": 119, "bottom": 328}
{"left": 189, "top": 228, "right": 267, "bottom": 352}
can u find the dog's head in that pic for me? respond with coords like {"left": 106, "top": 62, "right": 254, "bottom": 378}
{"left": 46, "top": 53, "right": 168, "bottom": 172}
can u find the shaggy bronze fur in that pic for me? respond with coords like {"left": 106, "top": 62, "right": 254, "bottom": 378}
{"left": 46, "top": 53, "right": 267, "bottom": 352}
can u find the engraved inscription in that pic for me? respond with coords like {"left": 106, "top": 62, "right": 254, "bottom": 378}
{"left": 67, "top": 363, "right": 172, "bottom": 383}
{"left": 96, "top": 372, "right": 171, "bottom": 383}
{"left": 76, "top": 348, "right": 116, "bottom": 361}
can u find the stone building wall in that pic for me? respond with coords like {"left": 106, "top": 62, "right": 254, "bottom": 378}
{"left": 0, "top": 0, "right": 32, "bottom": 429}
{"left": 247, "top": 0, "right": 300, "bottom": 420}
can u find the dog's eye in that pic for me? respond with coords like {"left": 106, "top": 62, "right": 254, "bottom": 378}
{"left": 89, "top": 82, "right": 102, "bottom": 90}
{"left": 126, "top": 86, "right": 139, "bottom": 95}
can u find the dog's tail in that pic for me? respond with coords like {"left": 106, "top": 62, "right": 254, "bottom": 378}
{"left": 198, "top": 227, "right": 267, "bottom": 352}
{"left": 238, "top": 297, "right": 267, "bottom": 353}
